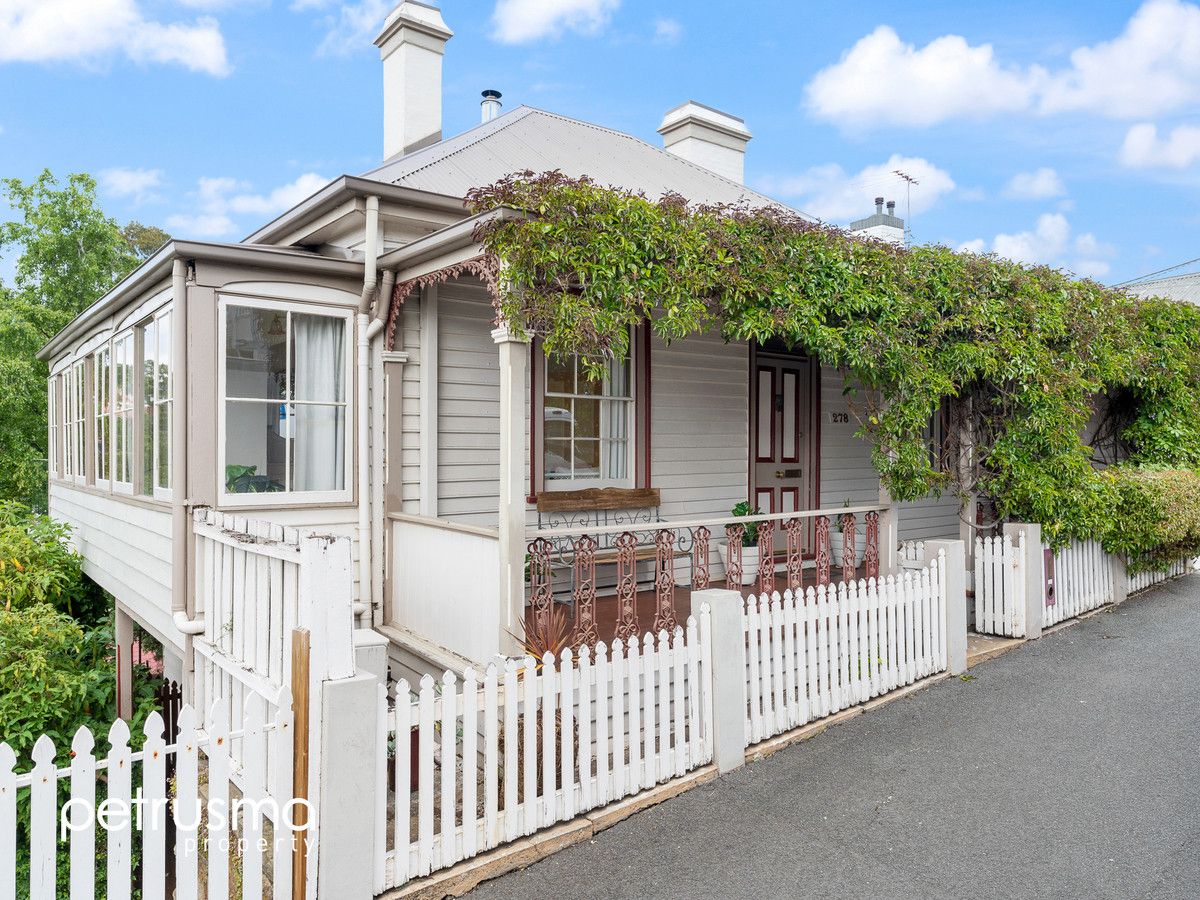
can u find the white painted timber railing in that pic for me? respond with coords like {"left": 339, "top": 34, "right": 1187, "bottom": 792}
{"left": 973, "top": 533, "right": 1028, "bottom": 637}
{"left": 374, "top": 615, "right": 712, "bottom": 892}
{"left": 898, "top": 539, "right": 926, "bottom": 568}
{"left": 743, "top": 554, "right": 947, "bottom": 745}
{"left": 192, "top": 509, "right": 354, "bottom": 736}
{"left": 1044, "top": 539, "right": 1114, "bottom": 628}
{"left": 1128, "top": 556, "right": 1193, "bottom": 595}
{"left": 1, "top": 694, "right": 296, "bottom": 900}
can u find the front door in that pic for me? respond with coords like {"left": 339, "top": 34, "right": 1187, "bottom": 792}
{"left": 752, "top": 355, "right": 816, "bottom": 516}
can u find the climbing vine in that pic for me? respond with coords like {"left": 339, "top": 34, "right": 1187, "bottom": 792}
{"left": 464, "top": 171, "right": 1200, "bottom": 565}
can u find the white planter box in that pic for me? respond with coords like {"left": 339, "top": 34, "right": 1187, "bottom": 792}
{"left": 717, "top": 542, "right": 760, "bottom": 587}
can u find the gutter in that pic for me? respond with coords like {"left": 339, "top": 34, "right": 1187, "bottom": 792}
{"left": 377, "top": 207, "right": 525, "bottom": 275}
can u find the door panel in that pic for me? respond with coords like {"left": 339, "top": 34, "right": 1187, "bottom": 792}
{"left": 753, "top": 357, "right": 814, "bottom": 521}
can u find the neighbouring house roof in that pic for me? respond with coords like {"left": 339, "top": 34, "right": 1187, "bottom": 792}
{"left": 362, "top": 105, "right": 810, "bottom": 216}
{"left": 1125, "top": 271, "right": 1200, "bottom": 306}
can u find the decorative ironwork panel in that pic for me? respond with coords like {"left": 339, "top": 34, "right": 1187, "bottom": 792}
{"left": 725, "top": 524, "right": 745, "bottom": 591}
{"left": 815, "top": 516, "right": 831, "bottom": 587}
{"left": 571, "top": 534, "right": 599, "bottom": 650}
{"left": 527, "top": 536, "right": 554, "bottom": 640}
{"left": 758, "top": 520, "right": 775, "bottom": 596}
{"left": 841, "top": 513, "right": 858, "bottom": 583}
{"left": 693, "top": 526, "right": 711, "bottom": 591}
{"left": 864, "top": 511, "right": 880, "bottom": 580}
{"left": 653, "top": 529, "right": 678, "bottom": 634}
{"left": 785, "top": 518, "right": 805, "bottom": 594}
{"left": 613, "top": 531, "right": 640, "bottom": 642}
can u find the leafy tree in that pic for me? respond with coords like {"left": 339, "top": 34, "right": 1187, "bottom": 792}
{"left": 0, "top": 171, "right": 168, "bottom": 508}
{"left": 0, "top": 501, "right": 107, "bottom": 625}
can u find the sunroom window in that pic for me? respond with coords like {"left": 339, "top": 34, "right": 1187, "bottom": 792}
{"left": 65, "top": 360, "right": 86, "bottom": 482}
{"left": 47, "top": 377, "right": 58, "bottom": 479}
{"left": 140, "top": 310, "right": 172, "bottom": 497}
{"left": 93, "top": 346, "right": 111, "bottom": 486}
{"left": 543, "top": 351, "right": 633, "bottom": 487}
{"left": 222, "top": 301, "right": 349, "bottom": 500}
{"left": 112, "top": 332, "right": 135, "bottom": 490}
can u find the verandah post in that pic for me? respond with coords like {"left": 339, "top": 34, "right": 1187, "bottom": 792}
{"left": 925, "top": 539, "right": 968, "bottom": 674}
{"left": 494, "top": 322, "right": 530, "bottom": 655}
{"left": 692, "top": 588, "right": 747, "bottom": 773}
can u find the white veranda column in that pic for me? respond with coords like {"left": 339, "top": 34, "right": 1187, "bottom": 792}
{"left": 493, "top": 322, "right": 530, "bottom": 653}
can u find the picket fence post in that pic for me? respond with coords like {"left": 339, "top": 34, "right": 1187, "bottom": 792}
{"left": 1004, "top": 523, "right": 1044, "bottom": 640}
{"left": 925, "top": 540, "right": 967, "bottom": 674}
{"left": 692, "top": 589, "right": 746, "bottom": 773}
{"left": 1111, "top": 552, "right": 1130, "bottom": 607}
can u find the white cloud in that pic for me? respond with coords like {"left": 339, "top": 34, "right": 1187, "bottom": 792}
{"left": 491, "top": 0, "right": 620, "bottom": 44}
{"left": 166, "top": 173, "right": 328, "bottom": 238}
{"left": 806, "top": 0, "right": 1200, "bottom": 128}
{"left": 100, "top": 167, "right": 164, "bottom": 202}
{"left": 1119, "top": 122, "right": 1200, "bottom": 168}
{"left": 304, "top": 0, "right": 391, "bottom": 57}
{"left": 962, "top": 212, "right": 1116, "bottom": 277}
{"left": 805, "top": 26, "right": 1035, "bottom": 128}
{"left": 0, "top": 0, "right": 229, "bottom": 76}
{"left": 759, "top": 154, "right": 955, "bottom": 222}
{"left": 653, "top": 17, "right": 681, "bottom": 45}
{"left": 1004, "top": 167, "right": 1066, "bottom": 200}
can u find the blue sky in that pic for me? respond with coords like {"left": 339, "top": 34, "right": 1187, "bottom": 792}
{"left": 3, "top": 0, "right": 1200, "bottom": 284}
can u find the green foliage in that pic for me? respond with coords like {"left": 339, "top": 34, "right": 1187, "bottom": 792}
{"left": 0, "top": 171, "right": 167, "bottom": 509}
{"left": 467, "top": 173, "right": 1200, "bottom": 560}
{"left": 0, "top": 501, "right": 106, "bottom": 624}
{"left": 1105, "top": 469, "right": 1200, "bottom": 572}
{"left": 730, "top": 501, "right": 761, "bottom": 546}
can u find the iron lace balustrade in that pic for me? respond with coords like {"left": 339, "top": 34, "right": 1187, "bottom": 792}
{"left": 525, "top": 504, "right": 889, "bottom": 649}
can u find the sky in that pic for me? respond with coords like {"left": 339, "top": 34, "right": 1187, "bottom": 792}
{"left": 3, "top": 0, "right": 1200, "bottom": 285}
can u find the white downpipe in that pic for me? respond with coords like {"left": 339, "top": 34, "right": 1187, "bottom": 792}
{"left": 173, "top": 610, "right": 205, "bottom": 635}
{"left": 170, "top": 259, "right": 205, "bottom": 636}
{"left": 355, "top": 196, "right": 381, "bottom": 619}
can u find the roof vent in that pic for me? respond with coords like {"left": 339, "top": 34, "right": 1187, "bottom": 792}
{"left": 481, "top": 89, "right": 502, "bottom": 123}
{"left": 657, "top": 100, "right": 752, "bottom": 184}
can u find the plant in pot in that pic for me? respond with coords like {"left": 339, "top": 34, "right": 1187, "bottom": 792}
{"left": 717, "top": 501, "right": 762, "bottom": 586}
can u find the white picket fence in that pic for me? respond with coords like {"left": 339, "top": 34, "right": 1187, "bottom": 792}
{"left": 1127, "top": 556, "right": 1192, "bottom": 595}
{"left": 743, "top": 555, "right": 947, "bottom": 744}
{"left": 374, "top": 617, "right": 712, "bottom": 892}
{"left": 1044, "top": 539, "right": 1114, "bottom": 628}
{"left": 973, "top": 533, "right": 1028, "bottom": 637}
{"left": 898, "top": 539, "right": 926, "bottom": 568}
{"left": 1, "top": 695, "right": 296, "bottom": 900}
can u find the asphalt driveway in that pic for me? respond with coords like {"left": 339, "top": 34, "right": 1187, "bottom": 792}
{"left": 470, "top": 577, "right": 1200, "bottom": 900}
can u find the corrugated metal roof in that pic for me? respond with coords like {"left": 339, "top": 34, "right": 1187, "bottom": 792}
{"left": 1126, "top": 271, "right": 1200, "bottom": 305}
{"left": 362, "top": 106, "right": 811, "bottom": 217}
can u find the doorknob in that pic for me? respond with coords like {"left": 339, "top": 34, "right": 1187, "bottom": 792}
{"left": 775, "top": 468, "right": 801, "bottom": 479}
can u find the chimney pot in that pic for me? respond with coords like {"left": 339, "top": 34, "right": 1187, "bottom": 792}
{"left": 886, "top": 200, "right": 896, "bottom": 216}
{"left": 875, "top": 196, "right": 884, "bottom": 214}
{"left": 481, "top": 89, "right": 502, "bottom": 123}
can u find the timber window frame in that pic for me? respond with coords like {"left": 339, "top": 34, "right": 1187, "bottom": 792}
{"left": 139, "top": 307, "right": 174, "bottom": 501}
{"left": 47, "top": 376, "right": 59, "bottom": 480}
{"left": 93, "top": 345, "right": 112, "bottom": 489}
{"left": 217, "top": 295, "right": 354, "bottom": 507}
{"left": 112, "top": 331, "right": 135, "bottom": 493}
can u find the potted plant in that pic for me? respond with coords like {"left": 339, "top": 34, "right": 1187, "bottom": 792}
{"left": 718, "top": 501, "right": 761, "bottom": 586}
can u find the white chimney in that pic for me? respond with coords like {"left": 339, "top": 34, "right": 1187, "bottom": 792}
{"left": 657, "top": 101, "right": 752, "bottom": 184}
{"left": 375, "top": 1, "right": 453, "bottom": 160}
{"left": 481, "top": 89, "right": 502, "bottom": 123}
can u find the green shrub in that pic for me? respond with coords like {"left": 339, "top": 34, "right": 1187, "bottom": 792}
{"left": 1104, "top": 468, "right": 1200, "bottom": 572}
{"left": 0, "top": 501, "right": 107, "bottom": 625}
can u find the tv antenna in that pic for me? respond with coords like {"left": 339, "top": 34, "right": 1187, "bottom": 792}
{"left": 893, "top": 169, "right": 919, "bottom": 245}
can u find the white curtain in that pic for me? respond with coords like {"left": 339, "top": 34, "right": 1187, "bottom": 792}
{"left": 292, "top": 315, "right": 345, "bottom": 492}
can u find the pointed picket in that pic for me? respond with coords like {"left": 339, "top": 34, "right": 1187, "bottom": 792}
{"left": 483, "top": 664, "right": 500, "bottom": 851}
{"left": 462, "top": 668, "right": 479, "bottom": 860}
{"left": 593, "top": 642, "right": 610, "bottom": 805}
{"left": 205, "top": 704, "right": 230, "bottom": 900}
{"left": 608, "top": 641, "right": 625, "bottom": 801}
{"left": 502, "top": 660, "right": 519, "bottom": 844}
{"left": 576, "top": 647, "right": 593, "bottom": 810}
{"left": 105, "top": 719, "right": 133, "bottom": 900}
{"left": 520, "top": 658, "right": 538, "bottom": 837}
{"left": 139, "top": 713, "right": 167, "bottom": 900}
{"left": 624, "top": 638, "right": 642, "bottom": 796}
{"left": 175, "top": 705, "right": 201, "bottom": 900}
{"left": 0, "top": 744, "right": 14, "bottom": 900}
{"left": 29, "top": 735, "right": 57, "bottom": 899}
{"left": 270, "top": 687, "right": 295, "bottom": 900}
{"left": 557, "top": 651, "right": 574, "bottom": 822}
{"left": 417, "top": 674, "right": 436, "bottom": 874}
{"left": 440, "top": 670, "right": 459, "bottom": 867}
{"left": 672, "top": 626, "right": 688, "bottom": 774}
{"left": 241, "top": 696, "right": 267, "bottom": 900}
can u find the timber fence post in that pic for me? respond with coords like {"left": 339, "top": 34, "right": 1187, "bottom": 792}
{"left": 1004, "top": 523, "right": 1044, "bottom": 640}
{"left": 927, "top": 539, "right": 968, "bottom": 674}
{"left": 694, "top": 588, "right": 747, "bottom": 773}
